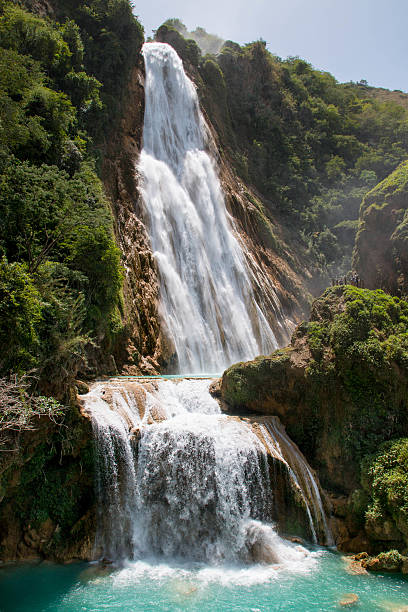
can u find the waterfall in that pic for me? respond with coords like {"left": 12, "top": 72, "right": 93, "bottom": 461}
{"left": 81, "top": 42, "right": 332, "bottom": 569}
{"left": 134, "top": 413, "right": 270, "bottom": 562}
{"left": 86, "top": 385, "right": 139, "bottom": 560}
{"left": 259, "top": 419, "right": 333, "bottom": 546}
{"left": 139, "top": 42, "right": 278, "bottom": 373}
{"left": 82, "top": 379, "right": 332, "bottom": 563}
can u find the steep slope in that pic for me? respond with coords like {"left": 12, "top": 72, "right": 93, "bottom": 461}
{"left": 353, "top": 160, "right": 408, "bottom": 296}
{"left": 155, "top": 26, "right": 318, "bottom": 333}
{"left": 157, "top": 23, "right": 408, "bottom": 286}
{"left": 0, "top": 397, "right": 95, "bottom": 562}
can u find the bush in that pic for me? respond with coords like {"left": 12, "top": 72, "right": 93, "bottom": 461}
{"left": 0, "top": 257, "right": 42, "bottom": 372}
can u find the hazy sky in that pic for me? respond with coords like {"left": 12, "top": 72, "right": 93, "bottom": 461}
{"left": 133, "top": 0, "right": 407, "bottom": 91}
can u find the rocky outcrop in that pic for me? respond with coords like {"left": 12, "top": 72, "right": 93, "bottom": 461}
{"left": 100, "top": 60, "right": 165, "bottom": 374}
{"left": 360, "top": 551, "right": 408, "bottom": 573}
{"left": 0, "top": 404, "right": 95, "bottom": 563}
{"left": 220, "top": 286, "right": 408, "bottom": 553}
{"left": 353, "top": 160, "right": 408, "bottom": 296}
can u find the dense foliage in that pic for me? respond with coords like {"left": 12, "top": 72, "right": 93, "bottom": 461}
{"left": 361, "top": 438, "right": 408, "bottom": 550}
{"left": 159, "top": 19, "right": 224, "bottom": 55}
{"left": 210, "top": 44, "right": 408, "bottom": 275}
{"left": 157, "top": 24, "right": 408, "bottom": 277}
{"left": 0, "top": 0, "right": 143, "bottom": 390}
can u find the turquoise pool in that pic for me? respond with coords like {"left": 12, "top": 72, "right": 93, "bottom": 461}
{"left": 1, "top": 549, "right": 408, "bottom": 611}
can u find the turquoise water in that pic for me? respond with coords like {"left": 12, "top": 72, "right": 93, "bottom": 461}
{"left": 1, "top": 550, "right": 408, "bottom": 611}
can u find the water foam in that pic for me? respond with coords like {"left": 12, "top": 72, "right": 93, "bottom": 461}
{"left": 83, "top": 377, "right": 328, "bottom": 583}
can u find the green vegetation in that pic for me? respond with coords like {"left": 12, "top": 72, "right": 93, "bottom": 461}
{"left": 0, "top": 1, "right": 145, "bottom": 392}
{"left": 0, "top": 0, "right": 144, "bottom": 562}
{"left": 222, "top": 287, "right": 408, "bottom": 552}
{"left": 222, "top": 287, "right": 408, "bottom": 492}
{"left": 0, "top": 399, "right": 95, "bottom": 559}
{"left": 160, "top": 19, "right": 224, "bottom": 55}
{"left": 353, "top": 160, "right": 408, "bottom": 295}
{"left": 157, "top": 24, "right": 408, "bottom": 277}
{"left": 155, "top": 24, "right": 201, "bottom": 67}
{"left": 295, "top": 287, "right": 408, "bottom": 460}
{"left": 360, "top": 439, "right": 408, "bottom": 550}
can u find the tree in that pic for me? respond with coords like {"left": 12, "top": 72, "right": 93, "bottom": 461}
{"left": 0, "top": 257, "right": 42, "bottom": 372}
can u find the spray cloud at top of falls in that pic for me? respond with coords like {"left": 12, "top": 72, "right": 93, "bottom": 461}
{"left": 139, "top": 42, "right": 280, "bottom": 374}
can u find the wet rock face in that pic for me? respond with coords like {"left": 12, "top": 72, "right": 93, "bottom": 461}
{"left": 0, "top": 406, "right": 96, "bottom": 563}
{"left": 221, "top": 286, "right": 408, "bottom": 494}
{"left": 101, "top": 62, "right": 165, "bottom": 374}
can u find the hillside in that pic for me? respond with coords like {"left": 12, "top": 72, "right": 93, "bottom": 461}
{"left": 1, "top": 5, "right": 407, "bottom": 389}
{"left": 353, "top": 160, "right": 408, "bottom": 295}
{"left": 157, "top": 22, "right": 408, "bottom": 286}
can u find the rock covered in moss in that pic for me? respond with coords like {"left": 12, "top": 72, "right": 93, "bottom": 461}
{"left": 221, "top": 286, "right": 408, "bottom": 494}
{"left": 360, "top": 550, "right": 408, "bottom": 573}
{"left": 360, "top": 438, "right": 408, "bottom": 551}
{"left": 354, "top": 160, "right": 408, "bottom": 295}
{"left": 0, "top": 402, "right": 95, "bottom": 563}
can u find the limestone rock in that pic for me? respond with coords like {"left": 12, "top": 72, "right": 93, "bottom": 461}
{"left": 339, "top": 593, "right": 359, "bottom": 607}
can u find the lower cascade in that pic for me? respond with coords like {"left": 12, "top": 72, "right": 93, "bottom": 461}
{"left": 81, "top": 378, "right": 332, "bottom": 567}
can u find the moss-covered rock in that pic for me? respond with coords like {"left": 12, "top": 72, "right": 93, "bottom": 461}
{"left": 360, "top": 438, "right": 408, "bottom": 551}
{"left": 222, "top": 286, "right": 408, "bottom": 553}
{"left": 222, "top": 286, "right": 408, "bottom": 494}
{"left": 0, "top": 403, "right": 95, "bottom": 562}
{"left": 361, "top": 549, "right": 408, "bottom": 573}
{"left": 354, "top": 160, "right": 408, "bottom": 296}
{"left": 155, "top": 25, "right": 201, "bottom": 67}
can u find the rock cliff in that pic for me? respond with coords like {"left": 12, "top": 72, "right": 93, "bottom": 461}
{"left": 100, "top": 61, "right": 164, "bottom": 374}
{"left": 221, "top": 286, "right": 408, "bottom": 553}
{"left": 354, "top": 160, "right": 408, "bottom": 296}
{"left": 0, "top": 400, "right": 95, "bottom": 562}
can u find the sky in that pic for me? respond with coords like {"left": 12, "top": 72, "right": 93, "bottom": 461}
{"left": 133, "top": 0, "right": 407, "bottom": 91}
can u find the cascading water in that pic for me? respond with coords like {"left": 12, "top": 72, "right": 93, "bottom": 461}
{"left": 87, "top": 386, "right": 139, "bottom": 560}
{"left": 83, "top": 42, "right": 331, "bottom": 575}
{"left": 139, "top": 42, "right": 278, "bottom": 373}
{"left": 259, "top": 419, "right": 333, "bottom": 546}
{"left": 83, "top": 379, "right": 331, "bottom": 566}
{"left": 135, "top": 412, "right": 270, "bottom": 562}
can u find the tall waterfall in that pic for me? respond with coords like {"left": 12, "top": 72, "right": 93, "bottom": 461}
{"left": 139, "top": 42, "right": 277, "bottom": 373}
{"left": 82, "top": 42, "right": 332, "bottom": 573}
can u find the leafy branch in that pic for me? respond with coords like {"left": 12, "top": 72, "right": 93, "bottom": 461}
{"left": 0, "top": 373, "right": 64, "bottom": 450}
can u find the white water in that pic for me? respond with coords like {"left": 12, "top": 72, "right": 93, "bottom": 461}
{"left": 139, "top": 42, "right": 278, "bottom": 373}
{"left": 83, "top": 42, "right": 329, "bottom": 578}
{"left": 260, "top": 421, "right": 333, "bottom": 546}
{"left": 263, "top": 419, "right": 334, "bottom": 546}
{"left": 84, "top": 379, "right": 328, "bottom": 570}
